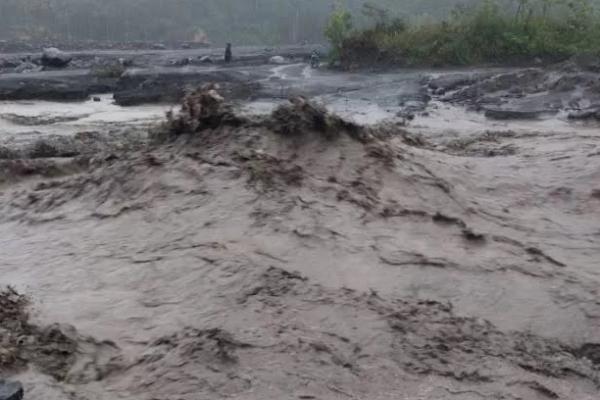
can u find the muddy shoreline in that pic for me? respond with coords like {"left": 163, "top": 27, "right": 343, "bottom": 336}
{"left": 0, "top": 45, "right": 320, "bottom": 103}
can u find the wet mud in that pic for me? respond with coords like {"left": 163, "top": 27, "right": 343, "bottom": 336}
{"left": 0, "top": 287, "right": 79, "bottom": 380}
{"left": 0, "top": 89, "right": 599, "bottom": 399}
{"left": 423, "top": 59, "right": 600, "bottom": 122}
{"left": 0, "top": 46, "right": 319, "bottom": 103}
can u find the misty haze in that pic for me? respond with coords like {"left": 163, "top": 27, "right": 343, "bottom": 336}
{"left": 0, "top": 1, "right": 599, "bottom": 400}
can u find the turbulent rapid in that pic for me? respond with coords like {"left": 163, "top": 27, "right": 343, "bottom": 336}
{"left": 0, "top": 55, "right": 599, "bottom": 400}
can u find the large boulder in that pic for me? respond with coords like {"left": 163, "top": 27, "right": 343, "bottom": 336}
{"left": 269, "top": 56, "right": 287, "bottom": 65}
{"left": 0, "top": 58, "right": 19, "bottom": 70}
{"left": 0, "top": 380, "right": 23, "bottom": 400}
{"left": 483, "top": 107, "right": 552, "bottom": 120}
{"left": 118, "top": 58, "right": 134, "bottom": 67}
{"left": 568, "top": 107, "right": 600, "bottom": 120}
{"left": 13, "top": 62, "right": 41, "bottom": 74}
{"left": 41, "top": 47, "right": 72, "bottom": 68}
{"left": 0, "top": 70, "right": 117, "bottom": 101}
{"left": 171, "top": 57, "right": 192, "bottom": 67}
{"left": 426, "top": 73, "right": 483, "bottom": 95}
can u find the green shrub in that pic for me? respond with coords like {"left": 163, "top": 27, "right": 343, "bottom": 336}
{"left": 331, "top": 0, "right": 600, "bottom": 67}
{"left": 325, "top": 6, "right": 353, "bottom": 60}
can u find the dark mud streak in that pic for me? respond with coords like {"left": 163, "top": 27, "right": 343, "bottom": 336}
{"left": 0, "top": 288, "right": 83, "bottom": 381}
{"left": 526, "top": 247, "right": 567, "bottom": 268}
{"left": 507, "top": 380, "right": 560, "bottom": 399}
{"left": 379, "top": 251, "right": 450, "bottom": 269}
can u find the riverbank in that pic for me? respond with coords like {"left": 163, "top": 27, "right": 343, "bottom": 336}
{"left": 0, "top": 45, "right": 323, "bottom": 103}
{"left": 328, "top": 0, "right": 600, "bottom": 69}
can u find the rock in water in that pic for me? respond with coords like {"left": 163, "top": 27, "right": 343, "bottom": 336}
{"left": 13, "top": 62, "right": 39, "bottom": 74}
{"left": 118, "top": 58, "right": 133, "bottom": 67}
{"left": 269, "top": 56, "right": 287, "bottom": 65}
{"left": 171, "top": 57, "right": 192, "bottom": 66}
{"left": 0, "top": 381, "right": 23, "bottom": 400}
{"left": 484, "top": 107, "right": 551, "bottom": 120}
{"left": 0, "top": 58, "right": 19, "bottom": 69}
{"left": 568, "top": 108, "right": 600, "bottom": 120}
{"left": 199, "top": 56, "right": 213, "bottom": 64}
{"left": 41, "top": 47, "right": 72, "bottom": 68}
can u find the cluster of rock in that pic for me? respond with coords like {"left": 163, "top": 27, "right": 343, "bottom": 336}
{"left": 423, "top": 58, "right": 600, "bottom": 121}
{"left": 0, "top": 47, "right": 72, "bottom": 74}
{"left": 0, "top": 381, "right": 22, "bottom": 400}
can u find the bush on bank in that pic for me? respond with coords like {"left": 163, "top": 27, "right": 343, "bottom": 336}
{"left": 328, "top": 0, "right": 600, "bottom": 67}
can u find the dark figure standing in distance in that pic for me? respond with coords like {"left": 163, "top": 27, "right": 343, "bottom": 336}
{"left": 224, "top": 43, "right": 232, "bottom": 63}
{"left": 310, "top": 50, "right": 320, "bottom": 68}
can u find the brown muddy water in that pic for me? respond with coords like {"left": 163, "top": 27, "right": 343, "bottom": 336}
{"left": 0, "top": 95, "right": 170, "bottom": 143}
{"left": 1, "top": 69, "right": 600, "bottom": 400}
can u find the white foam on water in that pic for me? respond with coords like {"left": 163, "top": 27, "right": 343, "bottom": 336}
{"left": 0, "top": 94, "right": 172, "bottom": 139}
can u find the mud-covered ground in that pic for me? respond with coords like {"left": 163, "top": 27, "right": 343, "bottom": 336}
{"left": 1, "top": 54, "right": 600, "bottom": 399}
{"left": 0, "top": 45, "right": 322, "bottom": 103}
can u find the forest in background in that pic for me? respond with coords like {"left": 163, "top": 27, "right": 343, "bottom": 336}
{"left": 0, "top": 0, "right": 475, "bottom": 45}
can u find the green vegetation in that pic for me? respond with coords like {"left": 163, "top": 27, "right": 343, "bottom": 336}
{"left": 0, "top": 0, "right": 488, "bottom": 46}
{"left": 4, "top": 0, "right": 600, "bottom": 53}
{"left": 324, "top": 7, "right": 354, "bottom": 60}
{"left": 330, "top": 0, "right": 600, "bottom": 67}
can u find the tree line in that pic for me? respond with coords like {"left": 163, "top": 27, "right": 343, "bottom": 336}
{"left": 328, "top": 0, "right": 600, "bottom": 66}
{"left": 0, "top": 0, "right": 477, "bottom": 45}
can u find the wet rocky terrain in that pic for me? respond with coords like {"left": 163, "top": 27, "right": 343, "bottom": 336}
{"left": 0, "top": 45, "right": 321, "bottom": 104}
{"left": 1, "top": 47, "right": 600, "bottom": 400}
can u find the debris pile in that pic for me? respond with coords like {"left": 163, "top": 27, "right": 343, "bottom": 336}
{"left": 158, "top": 86, "right": 367, "bottom": 144}
{"left": 0, "top": 287, "right": 77, "bottom": 380}
{"left": 161, "top": 84, "right": 244, "bottom": 138}
{"left": 269, "top": 96, "right": 362, "bottom": 139}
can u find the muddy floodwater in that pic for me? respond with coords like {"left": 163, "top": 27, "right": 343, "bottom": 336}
{"left": 0, "top": 95, "right": 170, "bottom": 142}
{"left": 1, "top": 60, "right": 600, "bottom": 400}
